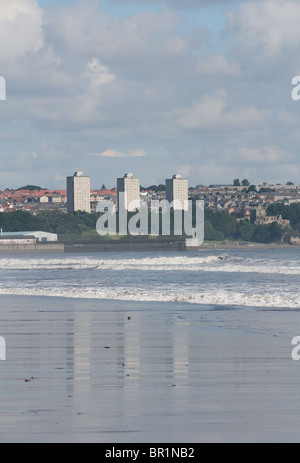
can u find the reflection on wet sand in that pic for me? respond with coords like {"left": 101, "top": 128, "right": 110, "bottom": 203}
{"left": 0, "top": 295, "right": 300, "bottom": 443}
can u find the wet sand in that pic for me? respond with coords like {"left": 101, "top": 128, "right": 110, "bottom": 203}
{"left": 0, "top": 295, "right": 300, "bottom": 443}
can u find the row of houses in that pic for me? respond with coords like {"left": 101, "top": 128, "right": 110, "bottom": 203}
{"left": 188, "top": 183, "right": 300, "bottom": 227}
{"left": 1, "top": 182, "right": 300, "bottom": 228}
{"left": 0, "top": 184, "right": 167, "bottom": 214}
{"left": 0, "top": 188, "right": 118, "bottom": 214}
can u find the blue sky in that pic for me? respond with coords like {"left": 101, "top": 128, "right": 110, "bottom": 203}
{"left": 0, "top": 0, "right": 300, "bottom": 189}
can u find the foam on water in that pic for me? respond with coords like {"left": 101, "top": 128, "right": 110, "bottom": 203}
{"left": 0, "top": 285, "right": 299, "bottom": 308}
{"left": 1, "top": 251, "right": 299, "bottom": 308}
{"left": 0, "top": 254, "right": 223, "bottom": 270}
{"left": 0, "top": 254, "right": 300, "bottom": 275}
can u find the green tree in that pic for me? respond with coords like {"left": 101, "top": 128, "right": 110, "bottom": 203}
{"left": 16, "top": 185, "right": 44, "bottom": 191}
{"left": 146, "top": 184, "right": 166, "bottom": 192}
{"left": 234, "top": 220, "right": 255, "bottom": 241}
{"left": 241, "top": 179, "right": 250, "bottom": 187}
{"left": 204, "top": 221, "right": 224, "bottom": 241}
{"left": 205, "top": 210, "right": 237, "bottom": 239}
{"left": 253, "top": 223, "right": 283, "bottom": 243}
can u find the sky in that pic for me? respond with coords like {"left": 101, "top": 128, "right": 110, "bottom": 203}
{"left": 0, "top": 0, "right": 300, "bottom": 189}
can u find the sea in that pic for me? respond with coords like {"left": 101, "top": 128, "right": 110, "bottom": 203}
{"left": 0, "top": 246, "right": 300, "bottom": 443}
{"left": 1, "top": 246, "right": 300, "bottom": 307}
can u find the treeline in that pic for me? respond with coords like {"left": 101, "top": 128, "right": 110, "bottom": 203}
{"left": 0, "top": 207, "right": 294, "bottom": 243}
{"left": 204, "top": 210, "right": 283, "bottom": 243}
{"left": 267, "top": 202, "right": 300, "bottom": 232}
{"left": 204, "top": 202, "right": 300, "bottom": 243}
{"left": 0, "top": 211, "right": 99, "bottom": 240}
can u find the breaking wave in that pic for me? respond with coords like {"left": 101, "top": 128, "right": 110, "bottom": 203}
{"left": 0, "top": 286, "right": 299, "bottom": 308}
{"left": 0, "top": 254, "right": 225, "bottom": 270}
{"left": 1, "top": 252, "right": 300, "bottom": 308}
{"left": 0, "top": 254, "right": 300, "bottom": 275}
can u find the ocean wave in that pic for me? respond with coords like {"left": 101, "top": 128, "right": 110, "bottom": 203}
{"left": 0, "top": 255, "right": 226, "bottom": 270}
{"left": 0, "top": 286, "right": 299, "bottom": 309}
{"left": 0, "top": 254, "right": 300, "bottom": 275}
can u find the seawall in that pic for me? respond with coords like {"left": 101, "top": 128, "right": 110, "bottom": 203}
{"left": 0, "top": 243, "right": 65, "bottom": 254}
{"left": 64, "top": 241, "right": 186, "bottom": 253}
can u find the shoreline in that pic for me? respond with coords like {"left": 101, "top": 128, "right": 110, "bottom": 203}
{"left": 0, "top": 293, "right": 257, "bottom": 310}
{"left": 0, "top": 293, "right": 212, "bottom": 309}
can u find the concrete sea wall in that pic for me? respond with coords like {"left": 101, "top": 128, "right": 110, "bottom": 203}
{"left": 0, "top": 243, "right": 65, "bottom": 254}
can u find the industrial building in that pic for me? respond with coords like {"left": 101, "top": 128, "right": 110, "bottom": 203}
{"left": 0, "top": 231, "right": 58, "bottom": 243}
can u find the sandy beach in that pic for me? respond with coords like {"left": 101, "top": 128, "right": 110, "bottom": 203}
{"left": 0, "top": 294, "right": 299, "bottom": 443}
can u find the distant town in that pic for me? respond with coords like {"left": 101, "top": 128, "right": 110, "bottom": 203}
{"left": 1, "top": 170, "right": 300, "bottom": 252}
{"left": 1, "top": 172, "right": 299, "bottom": 230}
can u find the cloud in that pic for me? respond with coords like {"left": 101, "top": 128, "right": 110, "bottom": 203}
{"left": 112, "top": 0, "right": 238, "bottom": 7}
{"left": 90, "top": 149, "right": 146, "bottom": 158}
{"left": 223, "top": 146, "right": 294, "bottom": 166}
{"left": 196, "top": 54, "right": 241, "bottom": 77}
{"left": 0, "top": 0, "right": 44, "bottom": 62}
{"left": 85, "top": 58, "right": 116, "bottom": 87}
{"left": 73, "top": 58, "right": 116, "bottom": 122}
{"left": 227, "top": 0, "right": 300, "bottom": 57}
{"left": 173, "top": 90, "right": 268, "bottom": 131}
{"left": 1, "top": 0, "right": 300, "bottom": 189}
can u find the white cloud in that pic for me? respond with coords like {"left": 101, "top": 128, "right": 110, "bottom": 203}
{"left": 196, "top": 54, "right": 241, "bottom": 77}
{"left": 0, "top": 0, "right": 44, "bottom": 62}
{"left": 45, "top": 3, "right": 189, "bottom": 78}
{"left": 72, "top": 58, "right": 117, "bottom": 122}
{"left": 173, "top": 90, "right": 268, "bottom": 131}
{"left": 227, "top": 0, "right": 300, "bottom": 57}
{"left": 85, "top": 58, "right": 116, "bottom": 87}
{"left": 1, "top": 0, "right": 300, "bottom": 188}
{"left": 223, "top": 146, "right": 294, "bottom": 166}
{"left": 91, "top": 149, "right": 146, "bottom": 158}
{"left": 112, "top": 0, "right": 237, "bottom": 7}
